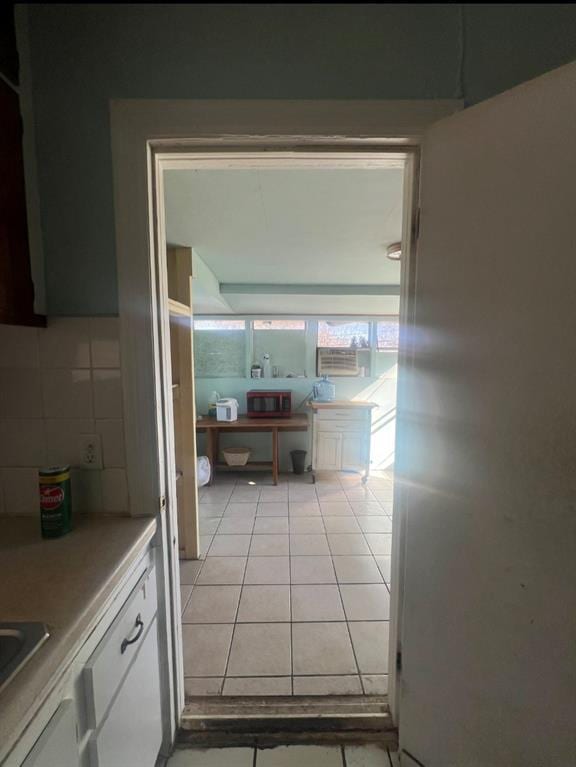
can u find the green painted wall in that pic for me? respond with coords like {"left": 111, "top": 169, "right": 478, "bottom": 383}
{"left": 24, "top": 4, "right": 576, "bottom": 315}
{"left": 195, "top": 353, "right": 398, "bottom": 472}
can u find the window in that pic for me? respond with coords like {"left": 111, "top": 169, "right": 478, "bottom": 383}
{"left": 194, "top": 319, "right": 245, "bottom": 331}
{"left": 253, "top": 320, "right": 306, "bottom": 330}
{"left": 253, "top": 320, "right": 306, "bottom": 377}
{"left": 317, "top": 321, "right": 370, "bottom": 349}
{"left": 376, "top": 318, "right": 400, "bottom": 351}
{"left": 193, "top": 319, "right": 246, "bottom": 377}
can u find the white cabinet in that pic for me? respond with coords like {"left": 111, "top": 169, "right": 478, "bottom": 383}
{"left": 84, "top": 566, "right": 161, "bottom": 767}
{"left": 340, "top": 431, "right": 366, "bottom": 472}
{"left": 315, "top": 431, "right": 342, "bottom": 471}
{"left": 5, "top": 545, "right": 162, "bottom": 767}
{"left": 88, "top": 621, "right": 162, "bottom": 767}
{"left": 310, "top": 401, "right": 375, "bottom": 479}
{"left": 22, "top": 701, "right": 79, "bottom": 767}
{"left": 84, "top": 569, "right": 158, "bottom": 729}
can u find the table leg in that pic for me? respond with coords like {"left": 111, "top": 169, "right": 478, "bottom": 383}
{"left": 272, "top": 427, "right": 279, "bottom": 486}
{"left": 206, "top": 430, "right": 216, "bottom": 485}
{"left": 213, "top": 429, "right": 220, "bottom": 484}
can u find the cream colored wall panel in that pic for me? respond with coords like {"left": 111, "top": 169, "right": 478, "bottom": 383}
{"left": 399, "top": 61, "right": 576, "bottom": 766}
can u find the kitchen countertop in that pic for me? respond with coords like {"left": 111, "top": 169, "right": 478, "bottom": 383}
{"left": 308, "top": 399, "right": 378, "bottom": 409}
{"left": 0, "top": 513, "right": 157, "bottom": 761}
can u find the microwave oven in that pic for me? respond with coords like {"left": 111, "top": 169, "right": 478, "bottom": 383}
{"left": 246, "top": 390, "right": 292, "bottom": 418}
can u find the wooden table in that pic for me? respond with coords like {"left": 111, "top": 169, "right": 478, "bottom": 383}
{"left": 196, "top": 415, "right": 309, "bottom": 485}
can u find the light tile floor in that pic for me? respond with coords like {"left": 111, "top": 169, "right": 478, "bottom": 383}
{"left": 167, "top": 744, "right": 399, "bottom": 766}
{"left": 166, "top": 745, "right": 400, "bottom": 767}
{"left": 180, "top": 471, "right": 394, "bottom": 697}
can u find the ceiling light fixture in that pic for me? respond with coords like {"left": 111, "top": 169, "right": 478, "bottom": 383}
{"left": 386, "top": 242, "right": 402, "bottom": 261}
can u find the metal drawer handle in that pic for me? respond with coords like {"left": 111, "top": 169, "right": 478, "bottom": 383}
{"left": 120, "top": 613, "right": 144, "bottom": 654}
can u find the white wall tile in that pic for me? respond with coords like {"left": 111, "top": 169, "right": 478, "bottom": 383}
{"left": 0, "top": 326, "right": 39, "bottom": 368}
{"left": 1, "top": 468, "right": 39, "bottom": 515}
{"left": 95, "top": 419, "right": 125, "bottom": 467}
{"left": 90, "top": 318, "right": 120, "bottom": 368}
{"left": 42, "top": 369, "right": 93, "bottom": 418}
{"left": 0, "top": 316, "right": 127, "bottom": 515}
{"left": 71, "top": 468, "right": 103, "bottom": 513}
{"left": 0, "top": 420, "right": 46, "bottom": 466}
{"left": 45, "top": 418, "right": 95, "bottom": 467}
{"left": 39, "top": 318, "right": 91, "bottom": 368}
{"left": 93, "top": 369, "right": 122, "bottom": 418}
{"left": 0, "top": 369, "right": 43, "bottom": 417}
{"left": 102, "top": 468, "right": 128, "bottom": 512}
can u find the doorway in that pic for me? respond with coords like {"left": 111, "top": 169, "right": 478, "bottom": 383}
{"left": 158, "top": 156, "right": 413, "bottom": 706}
{"left": 110, "top": 95, "right": 456, "bottom": 744}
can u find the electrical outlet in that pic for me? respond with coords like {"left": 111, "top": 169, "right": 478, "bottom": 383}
{"left": 78, "top": 434, "right": 103, "bottom": 470}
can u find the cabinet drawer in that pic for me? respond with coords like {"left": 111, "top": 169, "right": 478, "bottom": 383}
{"left": 316, "top": 419, "right": 366, "bottom": 433}
{"left": 22, "top": 700, "right": 79, "bottom": 767}
{"left": 88, "top": 619, "right": 162, "bottom": 767}
{"left": 316, "top": 408, "right": 370, "bottom": 421}
{"left": 84, "top": 567, "right": 157, "bottom": 729}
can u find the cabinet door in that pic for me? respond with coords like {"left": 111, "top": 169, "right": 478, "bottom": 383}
{"left": 22, "top": 700, "right": 79, "bottom": 767}
{"left": 89, "top": 620, "right": 162, "bottom": 767}
{"left": 84, "top": 567, "right": 157, "bottom": 729}
{"left": 340, "top": 432, "right": 366, "bottom": 471}
{"left": 314, "top": 431, "right": 342, "bottom": 471}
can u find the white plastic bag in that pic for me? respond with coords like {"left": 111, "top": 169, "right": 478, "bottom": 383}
{"left": 196, "top": 456, "right": 211, "bottom": 487}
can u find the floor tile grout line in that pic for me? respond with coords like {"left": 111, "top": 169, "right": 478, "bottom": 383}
{"left": 220, "top": 482, "right": 250, "bottom": 694}
{"left": 179, "top": 585, "right": 195, "bottom": 615}
{"left": 337, "top": 576, "right": 364, "bottom": 690}
{"left": 288, "top": 510, "right": 293, "bottom": 695}
{"left": 214, "top": 480, "right": 236, "bottom": 696}
{"left": 185, "top": 671, "right": 385, "bottom": 679}
{"left": 183, "top": 619, "right": 391, "bottom": 625}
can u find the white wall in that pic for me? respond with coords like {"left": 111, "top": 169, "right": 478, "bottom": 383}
{"left": 0, "top": 319, "right": 128, "bottom": 514}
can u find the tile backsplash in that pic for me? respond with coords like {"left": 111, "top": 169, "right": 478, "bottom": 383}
{"left": 0, "top": 318, "right": 128, "bottom": 515}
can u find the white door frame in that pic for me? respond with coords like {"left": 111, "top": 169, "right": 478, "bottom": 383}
{"left": 110, "top": 98, "right": 461, "bottom": 738}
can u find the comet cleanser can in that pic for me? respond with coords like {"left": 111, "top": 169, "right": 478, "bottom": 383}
{"left": 39, "top": 466, "right": 72, "bottom": 538}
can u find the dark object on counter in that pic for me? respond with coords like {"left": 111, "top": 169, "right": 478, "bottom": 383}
{"left": 290, "top": 450, "right": 307, "bottom": 475}
{"left": 39, "top": 466, "right": 72, "bottom": 538}
{"left": 247, "top": 390, "right": 292, "bottom": 418}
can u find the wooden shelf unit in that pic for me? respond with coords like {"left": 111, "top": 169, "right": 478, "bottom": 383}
{"left": 167, "top": 245, "right": 199, "bottom": 560}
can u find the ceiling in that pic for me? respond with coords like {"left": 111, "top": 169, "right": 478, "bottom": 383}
{"left": 164, "top": 168, "right": 404, "bottom": 314}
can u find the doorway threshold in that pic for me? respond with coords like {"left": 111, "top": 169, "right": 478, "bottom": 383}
{"left": 178, "top": 695, "right": 397, "bottom": 749}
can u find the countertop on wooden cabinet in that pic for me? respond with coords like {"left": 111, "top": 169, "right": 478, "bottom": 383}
{"left": 0, "top": 513, "right": 157, "bottom": 761}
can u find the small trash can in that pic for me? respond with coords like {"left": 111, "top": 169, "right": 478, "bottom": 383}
{"left": 290, "top": 449, "right": 307, "bottom": 475}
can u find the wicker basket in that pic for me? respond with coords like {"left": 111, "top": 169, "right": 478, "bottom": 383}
{"left": 222, "top": 447, "right": 251, "bottom": 467}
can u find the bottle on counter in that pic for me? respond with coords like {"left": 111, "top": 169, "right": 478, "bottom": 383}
{"left": 262, "top": 353, "right": 271, "bottom": 378}
{"left": 208, "top": 391, "right": 220, "bottom": 418}
{"left": 39, "top": 466, "right": 72, "bottom": 538}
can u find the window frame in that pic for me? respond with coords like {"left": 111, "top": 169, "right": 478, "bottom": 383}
{"left": 375, "top": 316, "right": 400, "bottom": 352}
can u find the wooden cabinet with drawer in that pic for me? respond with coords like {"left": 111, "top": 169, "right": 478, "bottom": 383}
{"left": 310, "top": 401, "right": 376, "bottom": 480}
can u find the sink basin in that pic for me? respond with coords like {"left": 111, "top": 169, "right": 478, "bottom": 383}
{"left": 0, "top": 623, "right": 49, "bottom": 693}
